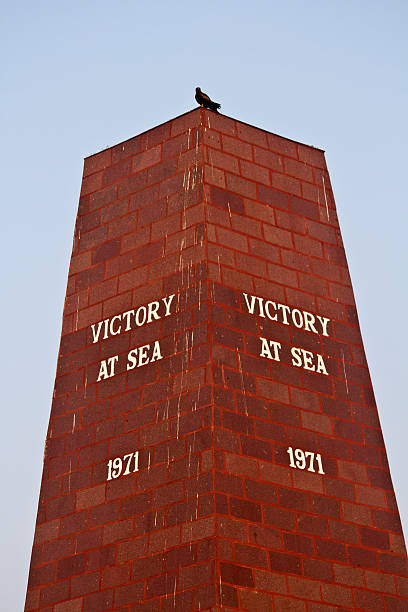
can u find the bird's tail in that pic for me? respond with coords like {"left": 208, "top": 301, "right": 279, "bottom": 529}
{"left": 209, "top": 101, "right": 221, "bottom": 112}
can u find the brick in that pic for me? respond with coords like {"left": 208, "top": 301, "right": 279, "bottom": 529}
{"left": 245, "top": 478, "right": 277, "bottom": 504}
{"left": 379, "top": 552, "right": 408, "bottom": 575}
{"left": 230, "top": 496, "right": 261, "bottom": 522}
{"left": 258, "top": 184, "right": 288, "bottom": 209}
{"left": 181, "top": 516, "right": 215, "bottom": 542}
{"left": 269, "top": 550, "right": 301, "bottom": 575}
{"left": 236, "top": 251, "right": 267, "bottom": 278}
{"left": 356, "top": 483, "right": 386, "bottom": 507}
{"left": 274, "top": 596, "right": 306, "bottom": 611}
{"left": 361, "top": 526, "right": 390, "bottom": 550}
{"left": 75, "top": 484, "right": 105, "bottom": 510}
{"left": 57, "top": 553, "right": 85, "bottom": 579}
{"left": 240, "top": 589, "right": 273, "bottom": 611}
{"left": 220, "top": 562, "right": 254, "bottom": 587}
{"left": 241, "top": 159, "right": 270, "bottom": 184}
{"left": 303, "top": 558, "right": 333, "bottom": 582}
{"left": 28, "top": 561, "right": 56, "bottom": 588}
{"left": 180, "top": 560, "right": 212, "bottom": 588}
{"left": 297, "top": 144, "right": 325, "bottom": 167}
{"left": 348, "top": 545, "right": 378, "bottom": 569}
{"left": 84, "top": 149, "right": 111, "bottom": 176}
{"left": 321, "top": 583, "right": 353, "bottom": 607}
{"left": 316, "top": 539, "right": 346, "bottom": 562}
{"left": 272, "top": 172, "right": 301, "bottom": 195}
{"left": 118, "top": 170, "right": 147, "bottom": 198}
{"left": 290, "top": 195, "right": 319, "bottom": 219}
{"left": 54, "top": 598, "right": 84, "bottom": 612}
{"left": 241, "top": 199, "right": 275, "bottom": 228}
{"left": 249, "top": 524, "right": 281, "bottom": 550}
{"left": 113, "top": 135, "right": 142, "bottom": 163}
{"left": 284, "top": 532, "right": 314, "bottom": 555}
{"left": 264, "top": 224, "right": 293, "bottom": 248}
{"left": 89, "top": 184, "right": 117, "bottom": 210}
{"left": 259, "top": 461, "right": 292, "bottom": 486}
{"left": 204, "top": 163, "right": 225, "bottom": 188}
{"left": 222, "top": 134, "right": 252, "bottom": 159}
{"left": 366, "top": 569, "right": 396, "bottom": 593}
{"left": 310, "top": 495, "right": 340, "bottom": 519}
{"left": 288, "top": 575, "right": 322, "bottom": 600}
{"left": 241, "top": 435, "right": 272, "bottom": 460}
{"left": 333, "top": 563, "right": 364, "bottom": 587}
{"left": 146, "top": 572, "right": 177, "bottom": 599}
{"left": 133, "top": 145, "right": 161, "bottom": 172}
{"left": 33, "top": 519, "right": 60, "bottom": 545}
{"left": 385, "top": 595, "right": 408, "bottom": 611}
{"left": 207, "top": 148, "right": 239, "bottom": 173}
{"left": 83, "top": 590, "right": 114, "bottom": 611}
{"left": 103, "top": 158, "right": 131, "bottom": 186}
{"left": 232, "top": 214, "right": 263, "bottom": 240}
{"left": 373, "top": 508, "right": 403, "bottom": 532}
{"left": 285, "top": 157, "right": 313, "bottom": 181}
{"left": 81, "top": 171, "right": 103, "bottom": 195}
{"left": 226, "top": 173, "right": 257, "bottom": 199}
{"left": 217, "top": 226, "right": 248, "bottom": 251}
{"left": 257, "top": 378, "right": 289, "bottom": 403}
{"left": 40, "top": 579, "right": 70, "bottom": 605}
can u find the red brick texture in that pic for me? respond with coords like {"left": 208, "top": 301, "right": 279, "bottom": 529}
{"left": 25, "top": 108, "right": 407, "bottom": 611}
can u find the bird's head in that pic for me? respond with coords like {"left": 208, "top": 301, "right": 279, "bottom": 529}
{"left": 195, "top": 87, "right": 201, "bottom": 93}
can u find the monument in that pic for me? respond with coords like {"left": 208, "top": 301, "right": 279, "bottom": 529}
{"left": 25, "top": 108, "right": 408, "bottom": 611}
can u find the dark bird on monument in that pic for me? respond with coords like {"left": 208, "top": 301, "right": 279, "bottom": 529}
{"left": 195, "top": 87, "right": 221, "bottom": 112}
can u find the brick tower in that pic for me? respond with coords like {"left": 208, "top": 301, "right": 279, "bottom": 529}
{"left": 25, "top": 109, "right": 408, "bottom": 611}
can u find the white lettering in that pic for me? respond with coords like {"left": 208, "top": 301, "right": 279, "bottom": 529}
{"left": 135, "top": 306, "right": 147, "bottom": 327}
{"left": 138, "top": 344, "right": 150, "bottom": 367}
{"left": 123, "top": 310, "right": 135, "bottom": 331}
{"left": 291, "top": 309, "right": 304, "bottom": 329}
{"left": 260, "top": 337, "right": 273, "bottom": 359}
{"left": 316, "top": 354, "right": 328, "bottom": 375}
{"left": 257, "top": 297, "right": 265, "bottom": 318}
{"left": 260, "top": 337, "right": 281, "bottom": 361}
{"left": 127, "top": 349, "right": 138, "bottom": 371}
{"left": 264, "top": 300, "right": 277, "bottom": 321}
{"left": 126, "top": 340, "right": 163, "bottom": 371}
{"left": 151, "top": 340, "right": 163, "bottom": 362}
{"left": 317, "top": 315, "right": 330, "bottom": 337}
{"left": 303, "top": 311, "right": 318, "bottom": 334}
{"left": 243, "top": 293, "right": 257, "bottom": 315}
{"left": 291, "top": 346, "right": 328, "bottom": 376}
{"left": 162, "top": 294, "right": 175, "bottom": 317}
{"left": 291, "top": 347, "right": 303, "bottom": 368}
{"left": 109, "top": 315, "right": 121, "bottom": 336}
{"left": 89, "top": 294, "right": 177, "bottom": 345}
{"left": 302, "top": 349, "right": 315, "bottom": 371}
{"left": 241, "top": 292, "right": 331, "bottom": 338}
{"left": 277, "top": 304, "right": 291, "bottom": 325}
{"left": 147, "top": 301, "right": 160, "bottom": 323}
{"left": 97, "top": 355, "right": 118, "bottom": 381}
{"left": 97, "top": 360, "right": 109, "bottom": 381}
{"left": 91, "top": 320, "right": 104, "bottom": 344}
{"left": 103, "top": 319, "right": 109, "bottom": 340}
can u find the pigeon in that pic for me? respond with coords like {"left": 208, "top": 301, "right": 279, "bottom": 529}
{"left": 195, "top": 87, "right": 221, "bottom": 113}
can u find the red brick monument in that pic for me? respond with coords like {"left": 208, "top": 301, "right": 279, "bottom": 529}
{"left": 25, "top": 108, "right": 408, "bottom": 611}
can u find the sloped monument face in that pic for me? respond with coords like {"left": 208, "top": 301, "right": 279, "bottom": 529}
{"left": 25, "top": 108, "right": 408, "bottom": 611}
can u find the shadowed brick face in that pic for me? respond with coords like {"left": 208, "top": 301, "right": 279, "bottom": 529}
{"left": 26, "top": 108, "right": 407, "bottom": 610}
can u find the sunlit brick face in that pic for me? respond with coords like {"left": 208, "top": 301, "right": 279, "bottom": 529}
{"left": 25, "top": 108, "right": 407, "bottom": 611}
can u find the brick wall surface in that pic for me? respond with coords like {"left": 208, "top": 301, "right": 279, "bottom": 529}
{"left": 25, "top": 108, "right": 408, "bottom": 611}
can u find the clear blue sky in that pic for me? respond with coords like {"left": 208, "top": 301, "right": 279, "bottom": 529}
{"left": 2, "top": 1, "right": 407, "bottom": 609}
